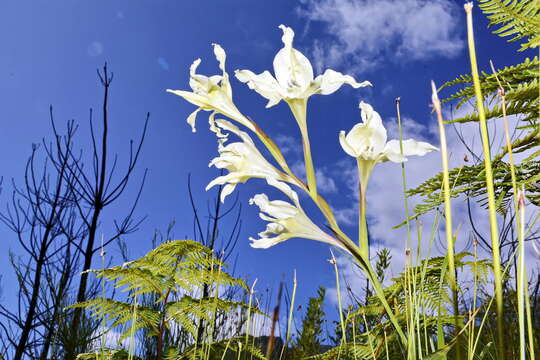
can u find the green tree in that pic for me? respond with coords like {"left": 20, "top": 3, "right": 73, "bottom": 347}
{"left": 293, "top": 286, "right": 326, "bottom": 358}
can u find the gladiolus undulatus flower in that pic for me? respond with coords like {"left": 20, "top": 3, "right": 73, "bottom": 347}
{"left": 206, "top": 118, "right": 290, "bottom": 202}
{"left": 249, "top": 178, "right": 346, "bottom": 251}
{"left": 340, "top": 102, "right": 438, "bottom": 165}
{"left": 235, "top": 25, "right": 371, "bottom": 198}
{"left": 235, "top": 25, "right": 371, "bottom": 108}
{"left": 339, "top": 101, "right": 438, "bottom": 259}
{"left": 166, "top": 44, "right": 254, "bottom": 133}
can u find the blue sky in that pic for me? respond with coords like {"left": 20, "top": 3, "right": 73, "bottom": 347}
{"left": 0, "top": 0, "right": 535, "bottom": 339}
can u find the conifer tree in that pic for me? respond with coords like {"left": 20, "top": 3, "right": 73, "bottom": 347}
{"left": 293, "top": 286, "right": 326, "bottom": 358}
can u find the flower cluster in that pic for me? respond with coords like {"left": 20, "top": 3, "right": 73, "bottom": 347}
{"left": 168, "top": 25, "right": 437, "bottom": 255}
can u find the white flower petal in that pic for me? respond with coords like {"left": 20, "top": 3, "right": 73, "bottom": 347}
{"left": 383, "top": 139, "right": 438, "bottom": 163}
{"left": 213, "top": 43, "right": 226, "bottom": 73}
{"left": 266, "top": 177, "right": 298, "bottom": 203}
{"left": 249, "top": 194, "right": 298, "bottom": 219}
{"left": 359, "top": 101, "right": 387, "bottom": 146}
{"left": 339, "top": 130, "right": 359, "bottom": 158}
{"left": 343, "top": 122, "right": 386, "bottom": 160}
{"left": 220, "top": 183, "right": 236, "bottom": 203}
{"left": 208, "top": 112, "right": 228, "bottom": 138}
{"left": 212, "top": 43, "right": 232, "bottom": 99}
{"left": 166, "top": 89, "right": 208, "bottom": 110}
{"left": 315, "top": 69, "right": 372, "bottom": 95}
{"left": 235, "top": 70, "right": 283, "bottom": 108}
{"left": 213, "top": 119, "right": 254, "bottom": 146}
{"left": 273, "top": 25, "right": 314, "bottom": 94}
{"left": 186, "top": 108, "right": 201, "bottom": 133}
{"left": 249, "top": 234, "right": 289, "bottom": 249}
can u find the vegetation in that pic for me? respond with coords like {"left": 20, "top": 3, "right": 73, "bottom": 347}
{"left": 0, "top": 1, "right": 539, "bottom": 359}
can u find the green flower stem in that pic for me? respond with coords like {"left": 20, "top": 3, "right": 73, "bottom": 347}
{"left": 248, "top": 119, "right": 293, "bottom": 174}
{"left": 334, "top": 230, "right": 408, "bottom": 347}
{"left": 517, "top": 191, "right": 526, "bottom": 360}
{"left": 330, "top": 251, "right": 347, "bottom": 344}
{"left": 396, "top": 98, "right": 418, "bottom": 359}
{"left": 288, "top": 98, "right": 318, "bottom": 198}
{"left": 285, "top": 271, "right": 297, "bottom": 345}
{"left": 245, "top": 278, "right": 257, "bottom": 360}
{"left": 395, "top": 98, "right": 412, "bottom": 253}
{"left": 431, "top": 81, "right": 461, "bottom": 359}
{"left": 464, "top": 4, "right": 504, "bottom": 358}
{"left": 357, "top": 159, "right": 375, "bottom": 259}
{"left": 261, "top": 112, "right": 407, "bottom": 347}
{"left": 304, "top": 181, "right": 408, "bottom": 347}
{"left": 491, "top": 60, "right": 531, "bottom": 360}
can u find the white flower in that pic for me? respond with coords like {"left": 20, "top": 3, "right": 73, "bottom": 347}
{"left": 249, "top": 178, "right": 346, "bottom": 251}
{"left": 206, "top": 118, "right": 288, "bottom": 202}
{"left": 339, "top": 102, "right": 438, "bottom": 163}
{"left": 235, "top": 25, "right": 371, "bottom": 108}
{"left": 166, "top": 44, "right": 254, "bottom": 132}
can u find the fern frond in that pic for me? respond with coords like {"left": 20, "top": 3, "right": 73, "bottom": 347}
{"left": 308, "top": 341, "right": 374, "bottom": 359}
{"left": 407, "top": 159, "right": 540, "bottom": 217}
{"left": 76, "top": 348, "right": 143, "bottom": 360}
{"left": 68, "top": 297, "right": 160, "bottom": 340}
{"left": 478, "top": 0, "right": 540, "bottom": 50}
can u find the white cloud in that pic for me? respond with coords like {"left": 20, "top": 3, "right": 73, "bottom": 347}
{"left": 291, "top": 161, "right": 338, "bottom": 195}
{"left": 275, "top": 134, "right": 301, "bottom": 156}
{"left": 297, "top": 0, "right": 463, "bottom": 73}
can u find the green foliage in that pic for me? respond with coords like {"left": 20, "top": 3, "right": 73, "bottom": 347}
{"left": 320, "top": 253, "right": 491, "bottom": 359}
{"left": 375, "top": 248, "right": 392, "bottom": 283}
{"left": 76, "top": 349, "right": 143, "bottom": 360}
{"left": 408, "top": 2, "right": 539, "bottom": 216}
{"left": 180, "top": 336, "right": 267, "bottom": 360}
{"left": 407, "top": 158, "right": 540, "bottom": 217}
{"left": 292, "top": 286, "right": 327, "bottom": 358}
{"left": 477, "top": 0, "right": 540, "bottom": 51}
{"left": 409, "top": 55, "right": 539, "bottom": 216}
{"left": 441, "top": 57, "right": 538, "bottom": 121}
{"left": 68, "top": 240, "right": 258, "bottom": 358}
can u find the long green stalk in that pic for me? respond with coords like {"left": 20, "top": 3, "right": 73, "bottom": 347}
{"left": 517, "top": 190, "right": 527, "bottom": 360}
{"left": 471, "top": 253, "right": 517, "bottom": 356}
{"left": 274, "top": 96, "right": 406, "bottom": 347}
{"left": 396, "top": 98, "right": 422, "bottom": 360}
{"left": 285, "top": 271, "right": 297, "bottom": 346}
{"left": 357, "top": 159, "right": 374, "bottom": 258}
{"left": 245, "top": 279, "right": 257, "bottom": 360}
{"left": 491, "top": 60, "right": 530, "bottom": 360}
{"left": 395, "top": 98, "right": 413, "bottom": 358}
{"left": 464, "top": 4, "right": 504, "bottom": 358}
{"left": 362, "top": 311, "right": 377, "bottom": 360}
{"left": 330, "top": 250, "right": 347, "bottom": 344}
{"left": 431, "top": 81, "right": 461, "bottom": 359}
{"left": 288, "top": 98, "right": 318, "bottom": 198}
{"left": 280, "top": 272, "right": 297, "bottom": 360}
{"left": 395, "top": 98, "right": 413, "bottom": 255}
{"left": 127, "top": 295, "right": 138, "bottom": 360}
